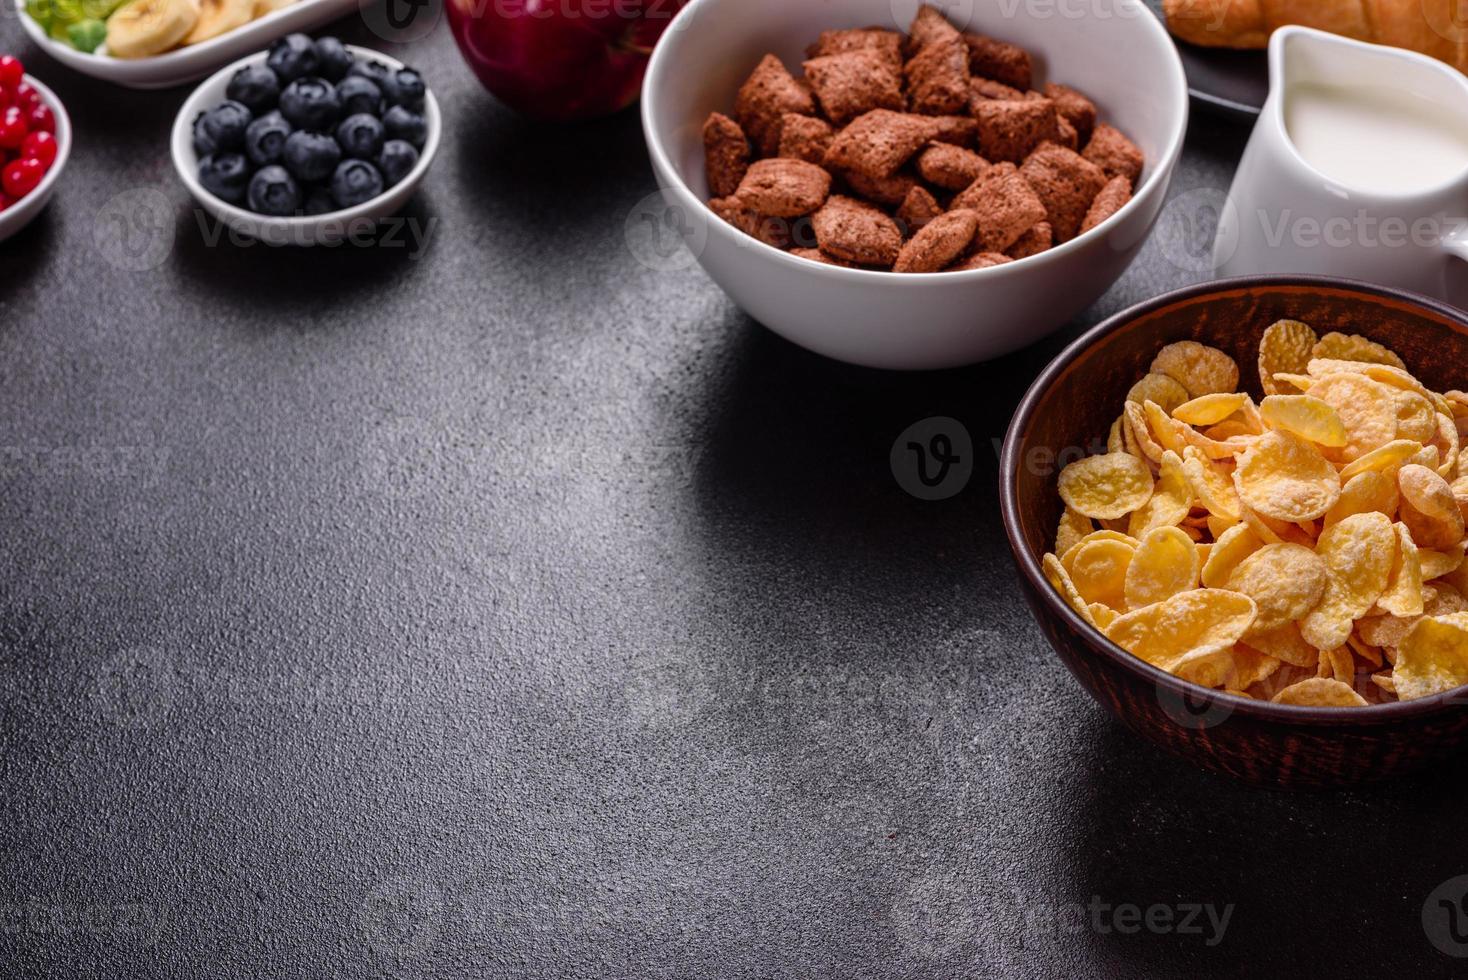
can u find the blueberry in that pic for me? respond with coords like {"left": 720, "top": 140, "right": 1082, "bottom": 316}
{"left": 192, "top": 100, "right": 252, "bottom": 156}
{"left": 382, "top": 68, "right": 425, "bottom": 111}
{"left": 266, "top": 33, "right": 318, "bottom": 83}
{"left": 330, "top": 159, "right": 384, "bottom": 209}
{"left": 244, "top": 110, "right": 292, "bottom": 167}
{"left": 282, "top": 130, "right": 341, "bottom": 182}
{"left": 377, "top": 139, "right": 418, "bottom": 187}
{"left": 335, "top": 113, "right": 384, "bottom": 160}
{"left": 381, "top": 105, "right": 426, "bottom": 149}
{"left": 278, "top": 77, "right": 341, "bottom": 132}
{"left": 198, "top": 152, "right": 250, "bottom": 204}
{"left": 302, "top": 185, "right": 336, "bottom": 215}
{"left": 247, "top": 165, "right": 302, "bottom": 216}
{"left": 312, "top": 36, "right": 353, "bottom": 81}
{"left": 335, "top": 75, "right": 383, "bottom": 117}
{"left": 226, "top": 64, "right": 280, "bottom": 114}
{"left": 346, "top": 58, "right": 392, "bottom": 90}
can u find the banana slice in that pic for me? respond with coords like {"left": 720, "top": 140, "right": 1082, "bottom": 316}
{"left": 182, "top": 0, "right": 254, "bottom": 45}
{"left": 105, "top": 0, "right": 199, "bottom": 58}
{"left": 252, "top": 0, "right": 295, "bottom": 16}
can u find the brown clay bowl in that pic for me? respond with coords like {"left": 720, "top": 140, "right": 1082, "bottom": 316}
{"left": 1001, "top": 276, "right": 1468, "bottom": 789}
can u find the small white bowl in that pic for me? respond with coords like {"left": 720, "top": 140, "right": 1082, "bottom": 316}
{"left": 171, "top": 44, "right": 439, "bottom": 247}
{"left": 0, "top": 73, "right": 72, "bottom": 244}
{"left": 15, "top": 0, "right": 358, "bottom": 91}
{"left": 641, "top": 0, "right": 1189, "bottom": 369}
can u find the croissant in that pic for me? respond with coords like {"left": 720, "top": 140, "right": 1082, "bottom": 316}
{"left": 1164, "top": 0, "right": 1468, "bottom": 72}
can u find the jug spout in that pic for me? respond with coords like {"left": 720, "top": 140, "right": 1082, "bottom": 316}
{"left": 1269, "top": 25, "right": 1468, "bottom": 104}
{"left": 1265, "top": 26, "right": 1468, "bottom": 197}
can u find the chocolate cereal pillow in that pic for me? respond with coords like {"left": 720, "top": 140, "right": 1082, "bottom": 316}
{"left": 700, "top": 4, "right": 1144, "bottom": 272}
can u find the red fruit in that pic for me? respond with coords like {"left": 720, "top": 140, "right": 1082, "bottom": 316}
{"left": 0, "top": 192, "right": 12, "bottom": 212}
{"left": 0, "top": 106, "right": 27, "bottom": 150}
{"left": 0, "top": 84, "right": 11, "bottom": 111}
{"left": 25, "top": 103, "right": 53, "bottom": 134}
{"left": 3, "top": 156, "right": 43, "bottom": 198}
{"left": 0, "top": 57, "right": 22, "bottom": 90}
{"left": 21, "top": 130, "right": 56, "bottom": 168}
{"left": 14, "top": 83, "right": 40, "bottom": 108}
{"left": 446, "top": 0, "right": 687, "bottom": 122}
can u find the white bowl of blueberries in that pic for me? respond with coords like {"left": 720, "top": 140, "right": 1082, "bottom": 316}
{"left": 170, "top": 33, "right": 439, "bottom": 246}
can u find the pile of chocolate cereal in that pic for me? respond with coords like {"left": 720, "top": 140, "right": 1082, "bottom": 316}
{"left": 701, "top": 4, "right": 1145, "bottom": 272}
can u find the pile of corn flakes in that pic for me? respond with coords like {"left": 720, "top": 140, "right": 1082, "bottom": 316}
{"left": 1044, "top": 322, "right": 1468, "bottom": 707}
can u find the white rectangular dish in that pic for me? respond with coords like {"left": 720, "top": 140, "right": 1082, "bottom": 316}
{"left": 15, "top": 0, "right": 359, "bottom": 90}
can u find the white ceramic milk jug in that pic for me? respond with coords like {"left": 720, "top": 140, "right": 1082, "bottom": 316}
{"left": 1216, "top": 26, "right": 1468, "bottom": 305}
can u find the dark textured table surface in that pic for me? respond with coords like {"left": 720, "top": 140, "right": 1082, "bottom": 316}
{"left": 2, "top": 10, "right": 1465, "bottom": 979}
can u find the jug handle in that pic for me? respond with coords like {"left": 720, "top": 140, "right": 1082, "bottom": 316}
{"left": 1444, "top": 227, "right": 1468, "bottom": 266}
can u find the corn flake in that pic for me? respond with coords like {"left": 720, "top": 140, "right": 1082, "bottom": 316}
{"left": 1324, "top": 470, "right": 1399, "bottom": 529}
{"left": 1377, "top": 523, "right": 1426, "bottom": 618}
{"left": 1300, "top": 512, "right": 1396, "bottom": 651}
{"left": 1337, "top": 439, "right": 1422, "bottom": 481}
{"left": 1128, "top": 451, "right": 1191, "bottom": 538}
{"left": 1399, "top": 464, "right": 1466, "bottom": 550}
{"left": 1127, "top": 372, "right": 1190, "bottom": 414}
{"left": 1174, "top": 393, "right": 1247, "bottom": 427}
{"left": 1258, "top": 319, "right": 1318, "bottom": 396}
{"left": 1124, "top": 525, "right": 1201, "bottom": 609}
{"left": 1040, "top": 323, "right": 1468, "bottom": 707}
{"left": 1043, "top": 553, "right": 1096, "bottom": 627}
{"left": 1234, "top": 430, "right": 1341, "bottom": 522}
{"left": 1070, "top": 538, "right": 1136, "bottom": 610}
{"left": 1395, "top": 613, "right": 1468, "bottom": 700}
{"left": 1311, "top": 331, "right": 1406, "bottom": 370}
{"left": 1310, "top": 373, "right": 1400, "bottom": 462}
{"left": 1270, "top": 677, "right": 1369, "bottom": 706}
{"left": 1259, "top": 394, "right": 1347, "bottom": 448}
{"left": 1150, "top": 341, "right": 1240, "bottom": 399}
{"left": 1058, "top": 452, "right": 1154, "bottom": 521}
{"left": 1226, "top": 543, "right": 1328, "bottom": 635}
{"left": 1104, "top": 589, "right": 1257, "bottom": 672}
{"left": 1055, "top": 507, "right": 1094, "bottom": 557}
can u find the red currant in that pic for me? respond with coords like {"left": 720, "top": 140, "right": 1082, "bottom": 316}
{"left": 2, "top": 157, "right": 43, "bottom": 198}
{"left": 25, "top": 103, "right": 53, "bottom": 135}
{"left": 0, "top": 84, "right": 11, "bottom": 111}
{"left": 13, "top": 83, "right": 39, "bottom": 108}
{"left": 20, "top": 131, "right": 55, "bottom": 169}
{"left": 0, "top": 57, "right": 22, "bottom": 90}
{"left": 0, "top": 107, "right": 27, "bottom": 150}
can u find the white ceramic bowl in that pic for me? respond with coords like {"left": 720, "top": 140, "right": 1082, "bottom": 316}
{"left": 0, "top": 73, "right": 72, "bottom": 244}
{"left": 171, "top": 44, "right": 439, "bottom": 247}
{"left": 641, "top": 0, "right": 1189, "bottom": 369}
{"left": 15, "top": 0, "right": 358, "bottom": 90}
